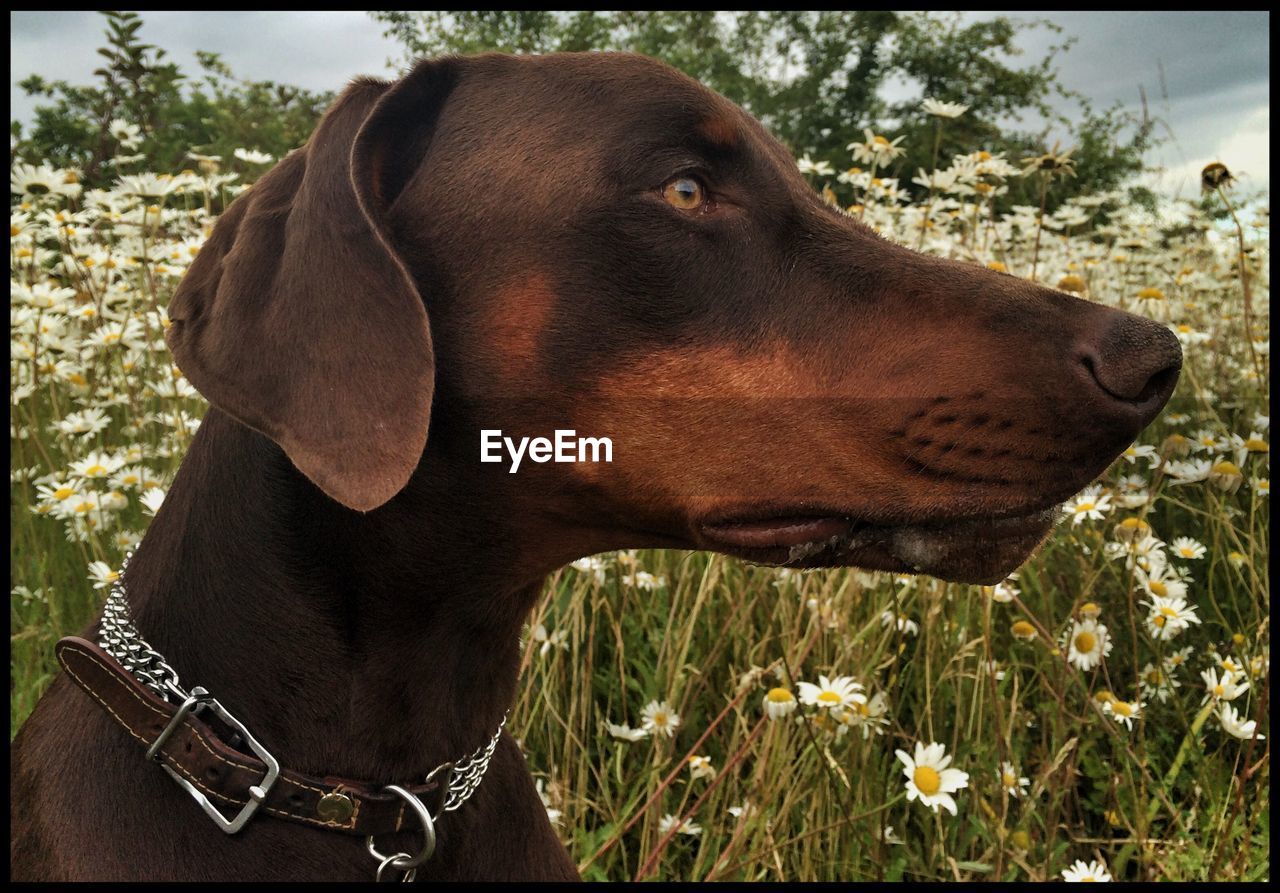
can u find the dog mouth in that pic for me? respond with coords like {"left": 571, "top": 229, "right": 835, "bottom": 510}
{"left": 698, "top": 506, "right": 1059, "bottom": 585}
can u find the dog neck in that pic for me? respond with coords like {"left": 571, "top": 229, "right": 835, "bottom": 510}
{"left": 119, "top": 408, "right": 558, "bottom": 784}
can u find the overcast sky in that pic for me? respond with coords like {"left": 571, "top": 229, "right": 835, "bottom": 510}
{"left": 9, "top": 11, "right": 1270, "bottom": 200}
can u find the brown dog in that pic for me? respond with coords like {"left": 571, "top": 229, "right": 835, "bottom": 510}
{"left": 10, "top": 52, "right": 1180, "bottom": 881}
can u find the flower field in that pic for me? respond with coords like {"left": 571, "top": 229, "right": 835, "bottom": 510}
{"left": 10, "top": 124, "right": 1269, "bottom": 880}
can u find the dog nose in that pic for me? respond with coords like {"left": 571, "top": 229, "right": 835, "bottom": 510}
{"left": 1079, "top": 312, "right": 1182, "bottom": 419}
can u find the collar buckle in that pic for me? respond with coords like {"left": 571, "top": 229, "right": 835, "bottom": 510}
{"left": 146, "top": 685, "right": 281, "bottom": 834}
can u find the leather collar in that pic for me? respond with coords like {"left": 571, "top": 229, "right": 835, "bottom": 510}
{"left": 56, "top": 636, "right": 448, "bottom": 837}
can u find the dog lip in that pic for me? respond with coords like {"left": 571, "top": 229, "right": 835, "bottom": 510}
{"left": 700, "top": 516, "right": 855, "bottom": 549}
{"left": 697, "top": 504, "right": 1060, "bottom": 584}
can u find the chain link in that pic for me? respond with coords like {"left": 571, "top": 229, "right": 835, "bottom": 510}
{"left": 98, "top": 552, "right": 187, "bottom": 702}
{"left": 97, "top": 552, "right": 506, "bottom": 816}
{"left": 441, "top": 711, "right": 506, "bottom": 813}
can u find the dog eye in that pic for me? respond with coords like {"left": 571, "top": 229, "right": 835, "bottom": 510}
{"left": 662, "top": 177, "right": 705, "bottom": 211}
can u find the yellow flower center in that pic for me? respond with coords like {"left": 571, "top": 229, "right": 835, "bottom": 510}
{"left": 1159, "top": 605, "right": 1178, "bottom": 618}
{"left": 652, "top": 712, "right": 668, "bottom": 726}
{"left": 10, "top": 224, "right": 20, "bottom": 237}
{"left": 1119, "top": 517, "right": 1145, "bottom": 529}
{"left": 1002, "top": 771, "right": 1017, "bottom": 787}
{"left": 1136, "top": 286, "right": 1165, "bottom": 300}
{"left": 104, "top": 571, "right": 119, "bottom": 583}
{"left": 873, "top": 135, "right": 890, "bottom": 147}
{"left": 1112, "top": 702, "right": 1133, "bottom": 717}
{"left": 816, "top": 691, "right": 842, "bottom": 705}
{"left": 1152, "top": 615, "right": 1167, "bottom": 628}
{"left": 1095, "top": 690, "right": 1115, "bottom": 704}
{"left": 84, "top": 464, "right": 107, "bottom": 477}
{"left": 74, "top": 501, "right": 94, "bottom": 514}
{"left": 986, "top": 261, "right": 1007, "bottom": 272}
{"left": 1011, "top": 621, "right": 1036, "bottom": 639}
{"left": 1074, "top": 632, "right": 1097, "bottom": 654}
{"left": 766, "top": 688, "right": 793, "bottom": 703}
{"left": 1245, "top": 439, "right": 1268, "bottom": 452}
{"left": 1213, "top": 684, "right": 1225, "bottom": 697}
{"left": 1145, "top": 670, "right": 1161, "bottom": 684}
{"left": 1074, "top": 502, "right": 1095, "bottom": 513}
{"left": 1212, "top": 461, "right": 1240, "bottom": 475}
{"left": 1177, "top": 324, "right": 1192, "bottom": 333}
{"left": 53, "top": 487, "right": 74, "bottom": 500}
{"left": 1148, "top": 581, "right": 1168, "bottom": 597}
{"left": 913, "top": 766, "right": 942, "bottom": 795}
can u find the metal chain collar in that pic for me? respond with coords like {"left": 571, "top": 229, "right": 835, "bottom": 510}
{"left": 96, "top": 552, "right": 507, "bottom": 834}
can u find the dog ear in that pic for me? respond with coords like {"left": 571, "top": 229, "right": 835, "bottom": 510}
{"left": 166, "top": 61, "right": 457, "bottom": 512}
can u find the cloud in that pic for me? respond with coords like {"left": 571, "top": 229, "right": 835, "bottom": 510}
{"left": 1146, "top": 104, "right": 1270, "bottom": 200}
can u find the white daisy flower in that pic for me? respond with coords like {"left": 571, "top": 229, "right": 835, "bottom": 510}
{"left": 796, "top": 155, "right": 834, "bottom": 177}
{"left": 1103, "top": 698, "right": 1143, "bottom": 730}
{"left": 879, "top": 611, "right": 920, "bottom": 635}
{"left": 233, "top": 147, "right": 274, "bottom": 165}
{"left": 86, "top": 560, "right": 121, "bottom": 590}
{"left": 895, "top": 741, "right": 969, "bottom": 815}
{"left": 1065, "top": 619, "right": 1112, "bottom": 671}
{"left": 139, "top": 486, "right": 166, "bottom": 516}
{"left": 1165, "top": 457, "right": 1212, "bottom": 484}
{"left": 1218, "top": 703, "right": 1263, "bottom": 740}
{"left": 640, "top": 700, "right": 681, "bottom": 738}
{"left": 658, "top": 813, "right": 702, "bottom": 837}
{"left": 997, "top": 760, "right": 1029, "bottom": 798}
{"left": 839, "top": 690, "right": 890, "bottom": 738}
{"left": 879, "top": 823, "right": 905, "bottom": 845}
{"left": 605, "top": 721, "right": 648, "bottom": 742}
{"left": 1063, "top": 486, "right": 1113, "bottom": 525}
{"left": 762, "top": 686, "right": 798, "bottom": 719}
{"left": 1200, "top": 667, "right": 1249, "bottom": 703}
{"left": 1170, "top": 536, "right": 1206, "bottom": 560}
{"left": 69, "top": 450, "right": 124, "bottom": 480}
{"left": 797, "top": 675, "right": 866, "bottom": 711}
{"left": 1143, "top": 594, "right": 1201, "bottom": 640}
{"left": 984, "top": 580, "right": 1019, "bottom": 603}
{"left": 1062, "top": 858, "right": 1112, "bottom": 882}
{"left": 921, "top": 98, "right": 969, "bottom": 118}
{"left": 1139, "top": 662, "right": 1180, "bottom": 702}
{"left": 687, "top": 754, "right": 715, "bottom": 780}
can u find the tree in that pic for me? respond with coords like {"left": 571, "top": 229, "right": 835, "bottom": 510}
{"left": 12, "top": 11, "right": 332, "bottom": 191}
{"left": 370, "top": 10, "right": 1158, "bottom": 213}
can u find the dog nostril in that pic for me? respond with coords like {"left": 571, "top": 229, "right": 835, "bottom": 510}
{"left": 1082, "top": 314, "right": 1182, "bottom": 407}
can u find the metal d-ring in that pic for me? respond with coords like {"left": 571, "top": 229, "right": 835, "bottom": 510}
{"left": 366, "top": 784, "right": 438, "bottom": 873}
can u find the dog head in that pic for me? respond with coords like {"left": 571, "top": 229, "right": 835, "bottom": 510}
{"left": 167, "top": 53, "right": 1180, "bottom": 584}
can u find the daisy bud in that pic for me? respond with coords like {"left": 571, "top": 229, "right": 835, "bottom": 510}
{"left": 1208, "top": 460, "right": 1244, "bottom": 493}
{"left": 1112, "top": 516, "right": 1151, "bottom": 543}
{"left": 1160, "top": 433, "right": 1192, "bottom": 457}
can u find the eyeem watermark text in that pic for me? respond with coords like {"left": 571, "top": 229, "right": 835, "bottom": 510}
{"left": 481, "top": 429, "right": 613, "bottom": 473}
